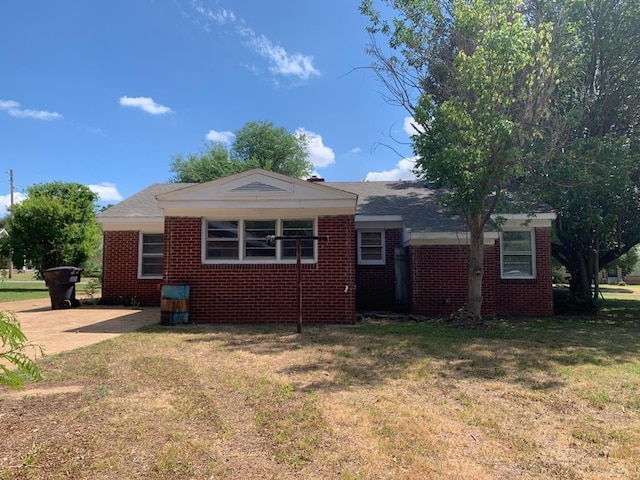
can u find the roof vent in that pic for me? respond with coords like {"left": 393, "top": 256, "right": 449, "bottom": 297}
{"left": 307, "top": 175, "right": 325, "bottom": 183}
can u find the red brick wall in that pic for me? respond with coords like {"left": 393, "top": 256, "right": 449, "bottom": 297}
{"left": 161, "top": 216, "right": 356, "bottom": 324}
{"left": 102, "top": 223, "right": 553, "bottom": 319}
{"left": 496, "top": 228, "right": 554, "bottom": 316}
{"left": 101, "top": 231, "right": 161, "bottom": 306}
{"left": 355, "top": 228, "right": 402, "bottom": 311}
{"left": 409, "top": 243, "right": 497, "bottom": 316}
{"left": 409, "top": 228, "right": 553, "bottom": 317}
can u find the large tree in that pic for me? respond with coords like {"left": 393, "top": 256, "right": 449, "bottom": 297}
{"left": 4, "top": 182, "right": 101, "bottom": 276}
{"left": 170, "top": 120, "right": 313, "bottom": 183}
{"left": 528, "top": 0, "right": 640, "bottom": 305}
{"left": 361, "top": 0, "right": 553, "bottom": 321}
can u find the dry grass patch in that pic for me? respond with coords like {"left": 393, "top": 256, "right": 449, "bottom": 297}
{"left": 1, "top": 316, "right": 640, "bottom": 479}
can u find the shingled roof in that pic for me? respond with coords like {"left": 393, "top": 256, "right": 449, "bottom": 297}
{"left": 98, "top": 183, "right": 193, "bottom": 219}
{"left": 98, "top": 179, "right": 549, "bottom": 233}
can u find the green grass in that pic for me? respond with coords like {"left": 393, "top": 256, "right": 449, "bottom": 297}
{"left": 0, "top": 280, "right": 49, "bottom": 303}
{"left": 0, "top": 276, "right": 100, "bottom": 303}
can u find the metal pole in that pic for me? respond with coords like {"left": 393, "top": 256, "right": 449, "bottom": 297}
{"left": 296, "top": 239, "right": 302, "bottom": 334}
{"left": 8, "top": 169, "right": 13, "bottom": 279}
{"left": 267, "top": 235, "right": 328, "bottom": 334}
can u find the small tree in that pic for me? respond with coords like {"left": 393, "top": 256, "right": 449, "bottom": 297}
{"left": 6, "top": 182, "right": 101, "bottom": 276}
{"left": 170, "top": 120, "right": 313, "bottom": 183}
{"left": 0, "top": 311, "right": 41, "bottom": 389}
{"left": 361, "top": 0, "right": 553, "bottom": 322}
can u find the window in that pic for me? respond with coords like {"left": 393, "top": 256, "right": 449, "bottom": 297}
{"left": 358, "top": 230, "right": 385, "bottom": 265}
{"left": 204, "top": 219, "right": 316, "bottom": 263}
{"left": 140, "top": 233, "right": 163, "bottom": 278}
{"left": 282, "top": 220, "right": 314, "bottom": 259}
{"left": 244, "top": 220, "right": 276, "bottom": 258}
{"left": 501, "top": 230, "right": 535, "bottom": 278}
{"left": 206, "top": 221, "right": 239, "bottom": 259}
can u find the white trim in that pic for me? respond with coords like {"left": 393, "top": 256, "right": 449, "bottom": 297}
{"left": 407, "top": 231, "right": 499, "bottom": 246}
{"left": 357, "top": 229, "right": 386, "bottom": 265}
{"left": 201, "top": 218, "right": 318, "bottom": 265}
{"left": 491, "top": 213, "right": 556, "bottom": 229}
{"left": 500, "top": 229, "right": 536, "bottom": 279}
{"left": 156, "top": 169, "right": 358, "bottom": 217}
{"left": 355, "top": 215, "right": 404, "bottom": 230}
{"left": 100, "top": 218, "right": 164, "bottom": 232}
{"left": 160, "top": 201, "right": 356, "bottom": 215}
{"left": 138, "top": 232, "right": 164, "bottom": 280}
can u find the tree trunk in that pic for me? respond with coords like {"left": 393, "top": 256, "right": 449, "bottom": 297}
{"left": 593, "top": 236, "right": 600, "bottom": 304}
{"left": 467, "top": 215, "right": 485, "bottom": 324}
{"left": 570, "top": 250, "right": 592, "bottom": 294}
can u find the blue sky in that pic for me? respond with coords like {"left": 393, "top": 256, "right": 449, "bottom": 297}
{"left": 0, "top": 0, "right": 417, "bottom": 214}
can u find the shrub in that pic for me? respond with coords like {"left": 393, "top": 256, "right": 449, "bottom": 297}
{"left": 0, "top": 311, "right": 42, "bottom": 389}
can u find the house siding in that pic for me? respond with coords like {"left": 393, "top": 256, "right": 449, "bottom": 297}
{"left": 408, "top": 228, "right": 553, "bottom": 317}
{"left": 162, "top": 215, "right": 356, "bottom": 324}
{"left": 496, "top": 227, "right": 554, "bottom": 316}
{"left": 355, "top": 228, "right": 403, "bottom": 311}
{"left": 101, "top": 223, "right": 553, "bottom": 319}
{"left": 410, "top": 243, "right": 497, "bottom": 316}
{"left": 101, "top": 231, "right": 161, "bottom": 305}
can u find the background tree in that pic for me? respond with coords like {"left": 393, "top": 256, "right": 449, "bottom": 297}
{"left": 528, "top": 0, "right": 640, "bottom": 307}
{"left": 170, "top": 142, "right": 243, "bottom": 183}
{"left": 170, "top": 120, "right": 312, "bottom": 183}
{"left": 361, "top": 0, "right": 553, "bottom": 322}
{"left": 4, "top": 182, "right": 101, "bottom": 276}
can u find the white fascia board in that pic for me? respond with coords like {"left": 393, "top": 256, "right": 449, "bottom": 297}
{"left": 161, "top": 199, "right": 356, "bottom": 216}
{"left": 407, "top": 231, "right": 499, "bottom": 246}
{"left": 162, "top": 206, "right": 356, "bottom": 219}
{"left": 98, "top": 217, "right": 164, "bottom": 232}
{"left": 355, "top": 215, "right": 404, "bottom": 229}
{"left": 491, "top": 212, "right": 556, "bottom": 228}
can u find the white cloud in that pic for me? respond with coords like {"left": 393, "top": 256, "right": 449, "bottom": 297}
{"left": 0, "top": 192, "right": 26, "bottom": 215}
{"left": 187, "top": 2, "right": 319, "bottom": 81}
{"left": 244, "top": 32, "right": 320, "bottom": 80}
{"left": 296, "top": 128, "right": 335, "bottom": 168}
{"left": 349, "top": 147, "right": 362, "bottom": 155}
{"left": 190, "top": 0, "right": 235, "bottom": 24}
{"left": 403, "top": 116, "right": 425, "bottom": 137}
{"left": 88, "top": 182, "right": 124, "bottom": 202}
{"left": 0, "top": 99, "right": 62, "bottom": 120}
{"left": 206, "top": 129, "right": 235, "bottom": 144}
{"left": 119, "top": 96, "right": 172, "bottom": 115}
{"left": 365, "top": 157, "right": 418, "bottom": 181}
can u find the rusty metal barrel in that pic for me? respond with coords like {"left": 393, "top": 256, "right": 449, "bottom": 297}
{"left": 160, "top": 284, "right": 189, "bottom": 325}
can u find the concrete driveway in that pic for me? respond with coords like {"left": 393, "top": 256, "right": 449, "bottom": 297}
{"left": 2, "top": 298, "right": 160, "bottom": 358}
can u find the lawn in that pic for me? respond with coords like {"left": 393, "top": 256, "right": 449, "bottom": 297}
{"left": 0, "top": 275, "right": 100, "bottom": 304}
{"left": 1, "top": 290, "right": 640, "bottom": 479}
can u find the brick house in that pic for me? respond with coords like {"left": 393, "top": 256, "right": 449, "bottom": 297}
{"left": 97, "top": 169, "right": 555, "bottom": 323}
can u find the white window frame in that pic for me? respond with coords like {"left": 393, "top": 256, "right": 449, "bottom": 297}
{"left": 138, "top": 232, "right": 164, "bottom": 279}
{"left": 357, "top": 229, "right": 386, "bottom": 265}
{"left": 500, "top": 229, "right": 536, "bottom": 279}
{"left": 202, "top": 218, "right": 317, "bottom": 264}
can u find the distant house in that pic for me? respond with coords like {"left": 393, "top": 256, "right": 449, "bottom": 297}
{"left": 97, "top": 169, "right": 555, "bottom": 323}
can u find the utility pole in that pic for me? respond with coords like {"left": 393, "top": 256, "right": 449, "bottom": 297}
{"left": 8, "top": 169, "right": 13, "bottom": 278}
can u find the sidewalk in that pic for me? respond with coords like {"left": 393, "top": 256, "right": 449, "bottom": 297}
{"left": 1, "top": 298, "right": 160, "bottom": 358}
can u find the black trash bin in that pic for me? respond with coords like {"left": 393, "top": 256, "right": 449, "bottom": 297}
{"left": 43, "top": 266, "right": 83, "bottom": 310}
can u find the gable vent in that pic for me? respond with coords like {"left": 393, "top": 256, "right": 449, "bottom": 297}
{"left": 230, "top": 181, "right": 287, "bottom": 193}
